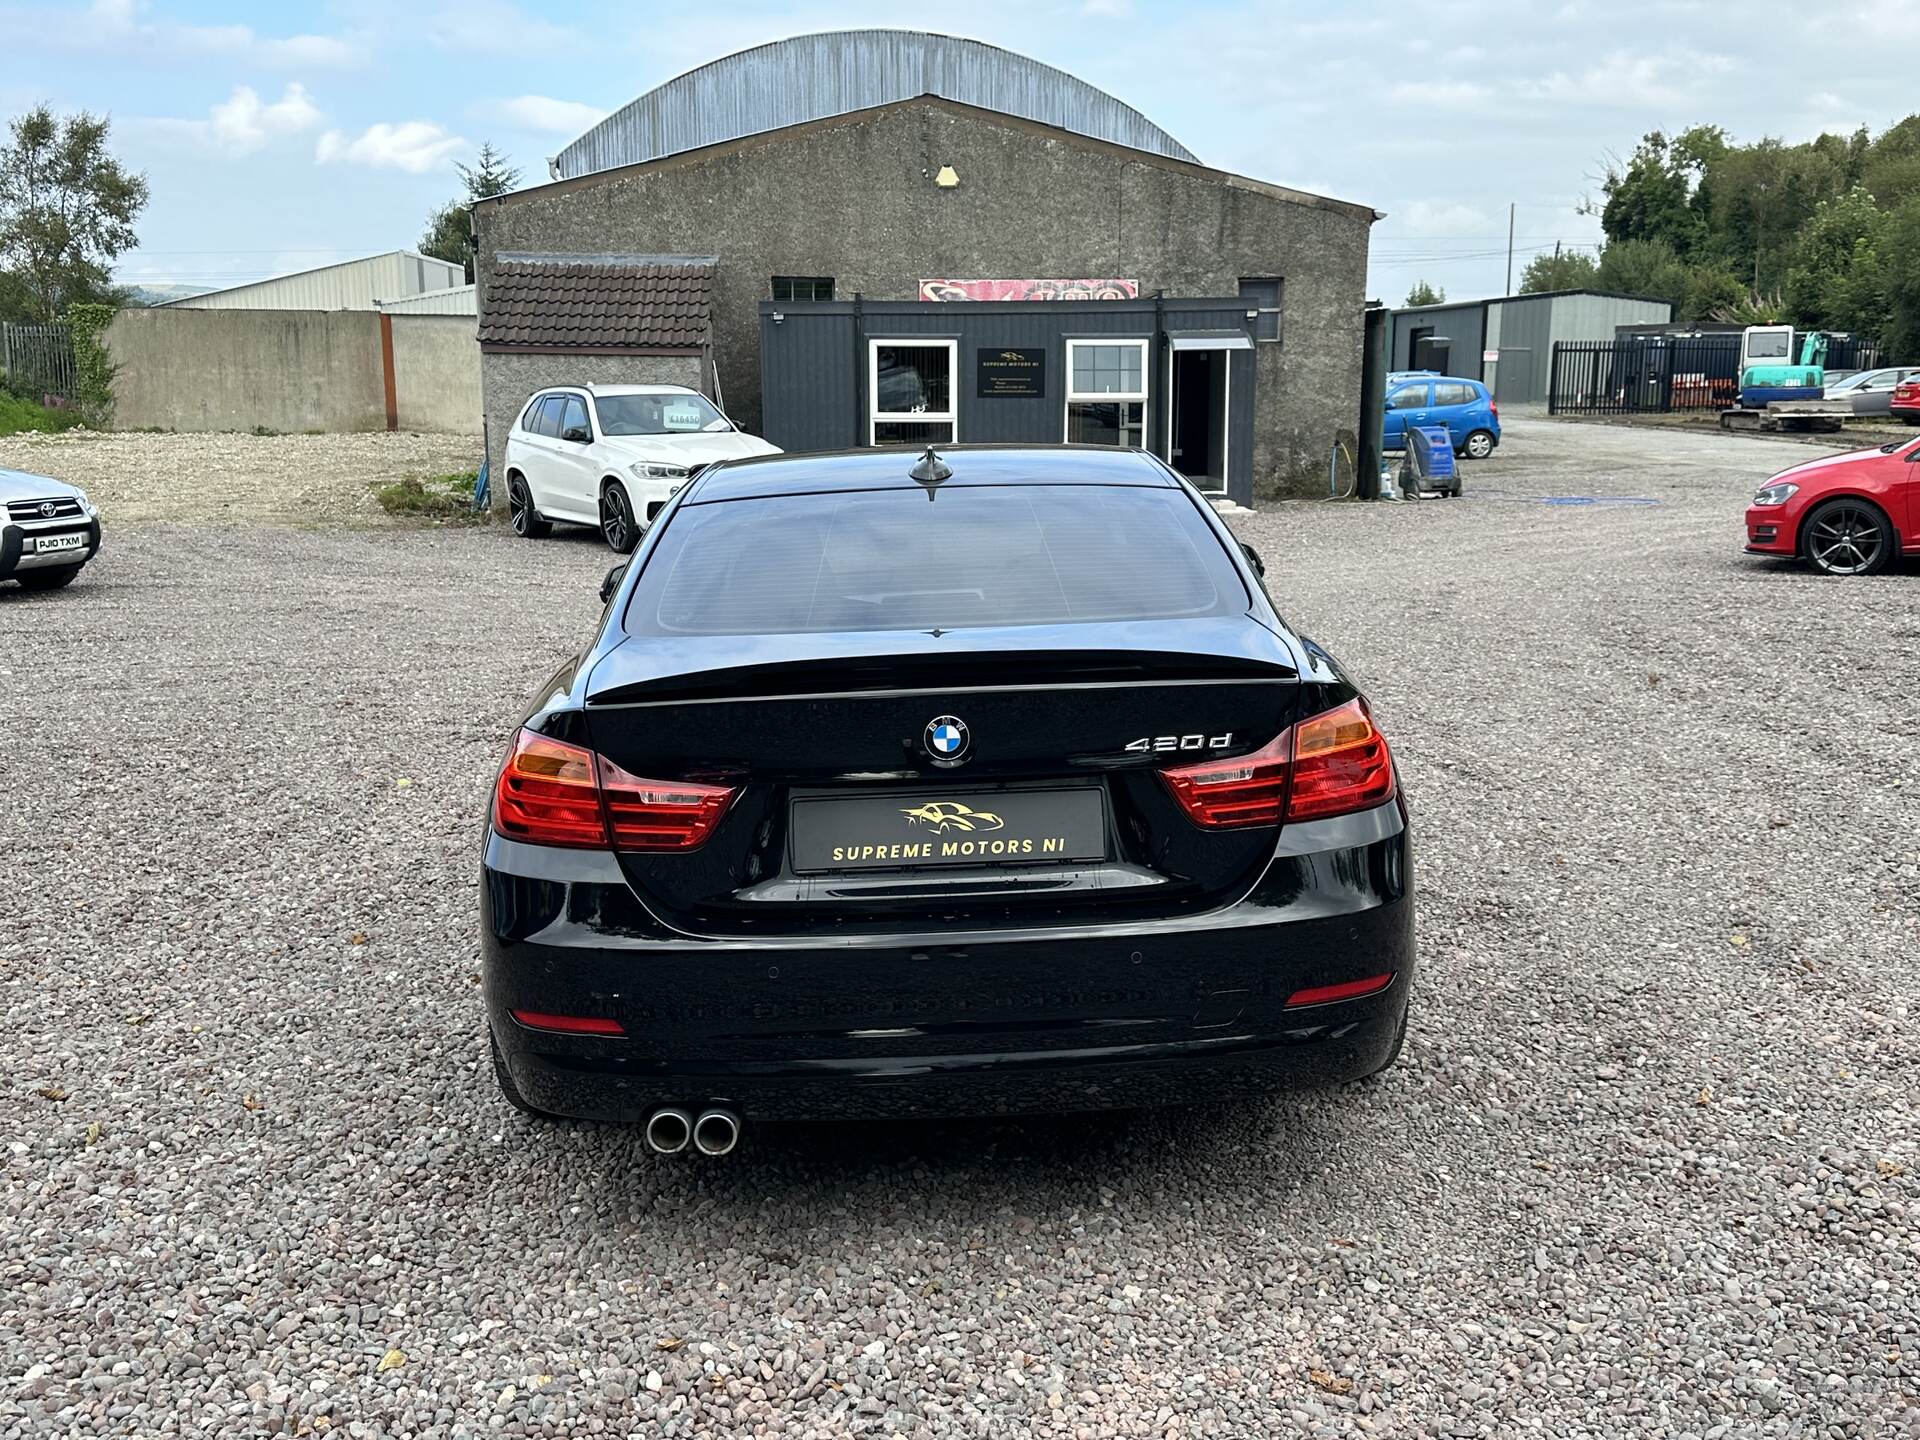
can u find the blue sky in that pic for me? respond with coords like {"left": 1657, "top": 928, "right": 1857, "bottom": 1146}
{"left": 4, "top": 0, "right": 1911, "bottom": 305}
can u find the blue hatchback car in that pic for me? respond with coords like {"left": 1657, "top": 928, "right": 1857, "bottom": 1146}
{"left": 1384, "top": 375, "right": 1500, "bottom": 458}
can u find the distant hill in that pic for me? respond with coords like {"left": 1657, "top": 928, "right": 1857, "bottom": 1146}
{"left": 120, "top": 283, "right": 219, "bottom": 307}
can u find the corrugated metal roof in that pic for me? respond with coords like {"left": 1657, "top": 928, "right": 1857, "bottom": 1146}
{"left": 375, "top": 283, "right": 478, "bottom": 316}
{"left": 478, "top": 259, "right": 712, "bottom": 351}
{"left": 552, "top": 29, "right": 1196, "bottom": 179}
{"left": 161, "top": 251, "right": 465, "bottom": 312}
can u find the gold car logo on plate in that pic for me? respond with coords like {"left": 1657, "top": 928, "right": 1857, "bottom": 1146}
{"left": 899, "top": 801, "right": 1005, "bottom": 834}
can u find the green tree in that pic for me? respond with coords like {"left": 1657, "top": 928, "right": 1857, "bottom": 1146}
{"left": 1783, "top": 186, "right": 1890, "bottom": 336}
{"left": 420, "top": 141, "right": 521, "bottom": 282}
{"left": 1596, "top": 128, "right": 1722, "bottom": 260}
{"left": 1862, "top": 114, "right": 1920, "bottom": 209}
{"left": 1404, "top": 280, "right": 1444, "bottom": 307}
{"left": 0, "top": 106, "right": 147, "bottom": 322}
{"left": 1880, "top": 196, "right": 1920, "bottom": 360}
{"left": 1594, "top": 238, "right": 1693, "bottom": 308}
{"left": 1518, "top": 245, "right": 1598, "bottom": 293}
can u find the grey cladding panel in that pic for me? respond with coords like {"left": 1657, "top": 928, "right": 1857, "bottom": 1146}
{"left": 555, "top": 31, "right": 1197, "bottom": 179}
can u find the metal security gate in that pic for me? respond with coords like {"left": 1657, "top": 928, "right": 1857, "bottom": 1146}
{"left": 0, "top": 323, "right": 77, "bottom": 403}
{"left": 1550, "top": 337, "right": 1741, "bottom": 416}
{"left": 1551, "top": 334, "right": 1885, "bottom": 416}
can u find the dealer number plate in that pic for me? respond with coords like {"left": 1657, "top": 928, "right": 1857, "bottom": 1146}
{"left": 789, "top": 788, "right": 1107, "bottom": 874}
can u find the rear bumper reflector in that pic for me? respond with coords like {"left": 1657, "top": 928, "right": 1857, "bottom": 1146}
{"left": 511, "top": 1009, "right": 625, "bottom": 1035}
{"left": 1283, "top": 973, "right": 1395, "bottom": 1009}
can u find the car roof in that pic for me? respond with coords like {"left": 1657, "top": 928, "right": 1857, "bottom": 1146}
{"left": 684, "top": 445, "right": 1179, "bottom": 503}
{"left": 585, "top": 383, "right": 700, "bottom": 397}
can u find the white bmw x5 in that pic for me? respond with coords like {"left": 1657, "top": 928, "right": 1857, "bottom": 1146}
{"left": 503, "top": 384, "right": 779, "bottom": 552}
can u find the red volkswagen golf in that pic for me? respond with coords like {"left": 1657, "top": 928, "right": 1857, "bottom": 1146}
{"left": 1744, "top": 434, "right": 1920, "bottom": 576}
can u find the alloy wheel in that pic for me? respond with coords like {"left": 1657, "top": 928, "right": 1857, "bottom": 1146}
{"left": 509, "top": 478, "right": 531, "bottom": 536}
{"left": 1806, "top": 504, "right": 1884, "bottom": 575}
{"left": 1465, "top": 431, "right": 1494, "bottom": 459}
{"left": 601, "top": 487, "right": 631, "bottom": 552}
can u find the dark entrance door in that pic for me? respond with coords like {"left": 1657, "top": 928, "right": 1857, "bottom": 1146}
{"left": 1170, "top": 349, "right": 1227, "bottom": 491}
{"left": 1410, "top": 326, "right": 1451, "bottom": 375}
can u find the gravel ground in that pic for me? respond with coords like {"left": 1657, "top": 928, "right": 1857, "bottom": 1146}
{"left": 2, "top": 416, "right": 1914, "bottom": 1438}
{"left": 0, "top": 429, "right": 480, "bottom": 526}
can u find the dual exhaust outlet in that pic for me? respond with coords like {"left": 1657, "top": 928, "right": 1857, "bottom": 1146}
{"left": 645, "top": 1106, "right": 740, "bottom": 1156}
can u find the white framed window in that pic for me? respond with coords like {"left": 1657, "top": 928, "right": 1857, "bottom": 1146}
{"left": 869, "top": 339, "right": 957, "bottom": 445}
{"left": 1065, "top": 339, "right": 1149, "bottom": 447}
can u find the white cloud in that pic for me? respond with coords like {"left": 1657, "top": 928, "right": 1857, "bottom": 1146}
{"left": 1398, "top": 201, "right": 1492, "bottom": 236}
{"left": 1522, "top": 50, "right": 1732, "bottom": 108}
{"left": 426, "top": 0, "right": 577, "bottom": 55}
{"left": 1389, "top": 79, "right": 1491, "bottom": 110}
{"left": 490, "top": 95, "right": 607, "bottom": 136}
{"left": 82, "top": 0, "right": 359, "bottom": 66}
{"left": 317, "top": 121, "right": 468, "bottom": 174}
{"left": 139, "top": 84, "right": 324, "bottom": 156}
{"left": 208, "top": 84, "right": 323, "bottom": 153}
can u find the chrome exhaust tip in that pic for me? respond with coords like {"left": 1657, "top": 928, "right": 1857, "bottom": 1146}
{"left": 692, "top": 1108, "right": 741, "bottom": 1157}
{"left": 645, "top": 1107, "right": 692, "bottom": 1154}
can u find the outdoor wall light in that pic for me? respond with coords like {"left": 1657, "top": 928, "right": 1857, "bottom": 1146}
{"left": 771, "top": 311, "right": 785, "bottom": 324}
{"left": 934, "top": 165, "right": 960, "bottom": 188}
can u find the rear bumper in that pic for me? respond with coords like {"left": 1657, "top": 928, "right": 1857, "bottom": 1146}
{"left": 481, "top": 802, "right": 1415, "bottom": 1122}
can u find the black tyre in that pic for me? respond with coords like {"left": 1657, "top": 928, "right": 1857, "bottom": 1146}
{"left": 507, "top": 474, "right": 550, "bottom": 539}
{"left": 1460, "top": 429, "right": 1496, "bottom": 460}
{"left": 490, "top": 1030, "right": 562, "bottom": 1120}
{"left": 1802, "top": 497, "right": 1893, "bottom": 577}
{"left": 15, "top": 565, "right": 82, "bottom": 590}
{"left": 599, "top": 479, "right": 639, "bottom": 555}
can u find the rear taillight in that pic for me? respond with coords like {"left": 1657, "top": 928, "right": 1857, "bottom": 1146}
{"left": 1157, "top": 731, "right": 1292, "bottom": 827}
{"left": 1159, "top": 697, "right": 1395, "bottom": 829}
{"left": 1489, "top": 400, "right": 1499, "bottom": 417}
{"left": 492, "top": 728, "right": 736, "bottom": 852}
{"left": 493, "top": 730, "right": 605, "bottom": 848}
{"left": 1286, "top": 697, "right": 1396, "bottom": 821}
{"left": 598, "top": 758, "right": 736, "bottom": 851}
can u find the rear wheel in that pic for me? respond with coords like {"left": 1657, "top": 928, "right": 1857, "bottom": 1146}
{"left": 1460, "top": 429, "right": 1495, "bottom": 460}
{"left": 1802, "top": 497, "right": 1893, "bottom": 576}
{"left": 508, "top": 474, "right": 550, "bottom": 539}
{"left": 490, "top": 1030, "right": 561, "bottom": 1120}
{"left": 15, "top": 565, "right": 82, "bottom": 590}
{"left": 600, "top": 479, "right": 638, "bottom": 554}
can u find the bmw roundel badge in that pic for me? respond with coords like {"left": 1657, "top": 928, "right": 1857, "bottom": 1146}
{"left": 925, "top": 715, "right": 970, "bottom": 764}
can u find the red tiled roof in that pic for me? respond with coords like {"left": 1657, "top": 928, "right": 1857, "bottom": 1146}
{"left": 478, "top": 260, "right": 711, "bottom": 351}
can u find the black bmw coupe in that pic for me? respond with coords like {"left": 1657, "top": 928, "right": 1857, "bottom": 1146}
{"left": 481, "top": 446, "right": 1413, "bottom": 1152}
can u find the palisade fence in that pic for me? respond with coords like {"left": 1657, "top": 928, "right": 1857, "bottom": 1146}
{"left": 0, "top": 322, "right": 77, "bottom": 403}
{"left": 1550, "top": 335, "right": 1885, "bottom": 416}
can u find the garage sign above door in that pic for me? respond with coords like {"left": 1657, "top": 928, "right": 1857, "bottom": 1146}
{"left": 920, "top": 278, "right": 1139, "bottom": 301}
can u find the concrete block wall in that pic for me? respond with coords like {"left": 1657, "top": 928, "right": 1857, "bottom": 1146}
{"left": 389, "top": 315, "right": 484, "bottom": 434}
{"left": 104, "top": 309, "right": 482, "bottom": 435}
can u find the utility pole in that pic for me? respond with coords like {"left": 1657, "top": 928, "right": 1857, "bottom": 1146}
{"left": 1505, "top": 203, "right": 1516, "bottom": 294}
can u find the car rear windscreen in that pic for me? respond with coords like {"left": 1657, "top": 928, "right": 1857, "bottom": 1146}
{"left": 627, "top": 484, "right": 1248, "bottom": 635}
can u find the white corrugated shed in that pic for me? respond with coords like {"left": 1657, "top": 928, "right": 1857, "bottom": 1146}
{"left": 375, "top": 283, "right": 477, "bottom": 316}
{"left": 162, "top": 251, "right": 465, "bottom": 311}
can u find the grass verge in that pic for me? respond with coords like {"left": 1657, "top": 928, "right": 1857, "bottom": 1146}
{"left": 370, "top": 470, "right": 490, "bottom": 523}
{"left": 0, "top": 391, "right": 88, "bottom": 437}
